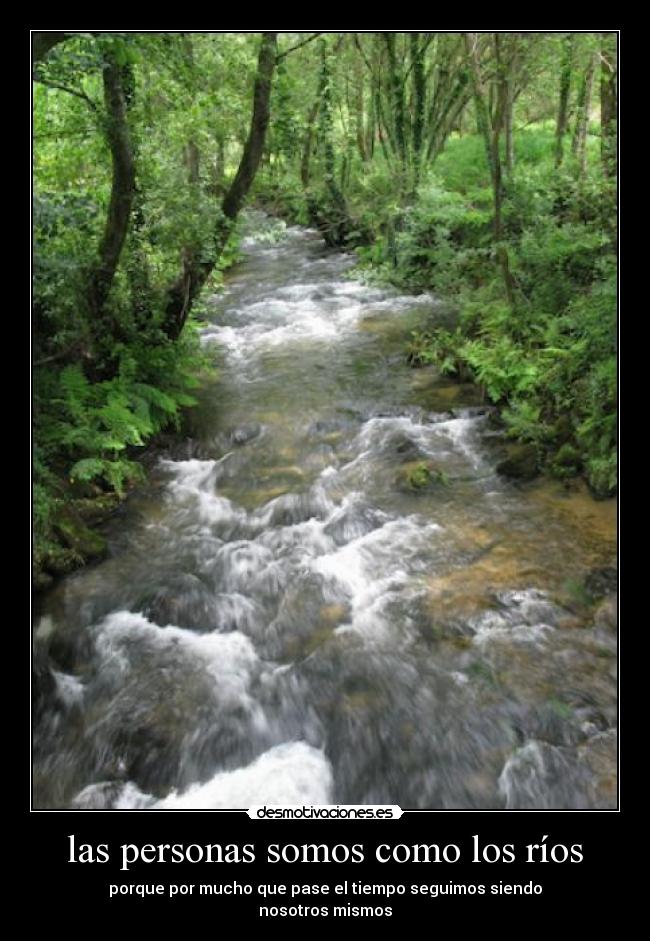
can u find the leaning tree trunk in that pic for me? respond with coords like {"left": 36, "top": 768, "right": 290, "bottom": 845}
{"left": 221, "top": 34, "right": 277, "bottom": 222}
{"left": 163, "top": 32, "right": 278, "bottom": 340}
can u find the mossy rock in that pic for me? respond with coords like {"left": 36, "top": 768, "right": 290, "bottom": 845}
{"left": 586, "top": 455, "right": 617, "bottom": 499}
{"left": 33, "top": 570, "right": 54, "bottom": 592}
{"left": 42, "top": 547, "right": 84, "bottom": 577}
{"left": 549, "top": 443, "right": 582, "bottom": 479}
{"left": 496, "top": 444, "right": 539, "bottom": 481}
{"left": 34, "top": 501, "right": 109, "bottom": 588}
{"left": 584, "top": 567, "right": 618, "bottom": 602}
{"left": 73, "top": 493, "right": 121, "bottom": 523}
{"left": 594, "top": 595, "right": 617, "bottom": 632}
{"left": 552, "top": 414, "right": 574, "bottom": 446}
{"left": 52, "top": 505, "right": 107, "bottom": 561}
{"left": 396, "top": 460, "right": 450, "bottom": 492}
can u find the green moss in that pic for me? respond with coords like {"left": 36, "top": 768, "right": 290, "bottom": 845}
{"left": 548, "top": 698, "right": 573, "bottom": 720}
{"left": 408, "top": 461, "right": 433, "bottom": 489}
{"left": 549, "top": 443, "right": 582, "bottom": 479}
{"left": 53, "top": 505, "right": 107, "bottom": 560}
{"left": 399, "top": 460, "right": 450, "bottom": 492}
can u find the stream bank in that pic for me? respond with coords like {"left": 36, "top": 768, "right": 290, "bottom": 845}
{"left": 33, "top": 213, "right": 617, "bottom": 810}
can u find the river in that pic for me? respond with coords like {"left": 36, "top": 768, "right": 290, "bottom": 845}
{"left": 33, "top": 213, "right": 617, "bottom": 810}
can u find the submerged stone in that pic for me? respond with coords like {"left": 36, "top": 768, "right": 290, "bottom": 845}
{"left": 496, "top": 443, "right": 539, "bottom": 481}
{"left": 230, "top": 423, "right": 262, "bottom": 446}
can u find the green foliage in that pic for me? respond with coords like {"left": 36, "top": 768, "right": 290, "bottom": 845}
{"left": 434, "top": 133, "right": 492, "bottom": 192}
{"left": 502, "top": 400, "right": 546, "bottom": 445}
{"left": 252, "top": 218, "right": 289, "bottom": 245}
{"left": 547, "top": 698, "right": 573, "bottom": 720}
{"left": 461, "top": 335, "right": 539, "bottom": 402}
{"left": 33, "top": 31, "right": 618, "bottom": 591}
{"left": 33, "top": 33, "right": 266, "bottom": 583}
{"left": 370, "top": 129, "right": 617, "bottom": 498}
{"left": 407, "top": 328, "right": 460, "bottom": 375}
{"left": 260, "top": 111, "right": 617, "bottom": 496}
{"left": 404, "top": 461, "right": 450, "bottom": 490}
{"left": 549, "top": 443, "right": 582, "bottom": 479}
{"left": 34, "top": 329, "right": 206, "bottom": 579}
{"left": 250, "top": 36, "right": 616, "bottom": 500}
{"left": 408, "top": 461, "right": 432, "bottom": 489}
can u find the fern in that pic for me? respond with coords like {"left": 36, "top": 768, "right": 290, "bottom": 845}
{"left": 132, "top": 382, "right": 179, "bottom": 416}
{"left": 70, "top": 456, "right": 144, "bottom": 495}
{"left": 68, "top": 457, "right": 106, "bottom": 482}
{"left": 59, "top": 364, "right": 91, "bottom": 406}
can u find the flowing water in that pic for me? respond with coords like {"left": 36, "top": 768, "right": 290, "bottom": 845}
{"left": 33, "top": 213, "right": 617, "bottom": 810}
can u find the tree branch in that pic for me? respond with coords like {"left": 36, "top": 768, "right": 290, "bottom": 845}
{"left": 34, "top": 342, "right": 83, "bottom": 368}
{"left": 353, "top": 33, "right": 373, "bottom": 74}
{"left": 276, "top": 32, "right": 323, "bottom": 62}
{"left": 33, "top": 74, "right": 100, "bottom": 113}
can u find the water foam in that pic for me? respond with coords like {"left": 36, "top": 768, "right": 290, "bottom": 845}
{"left": 73, "top": 741, "right": 332, "bottom": 810}
{"left": 156, "top": 741, "right": 332, "bottom": 808}
{"left": 312, "top": 516, "right": 441, "bottom": 641}
{"left": 94, "top": 610, "right": 263, "bottom": 709}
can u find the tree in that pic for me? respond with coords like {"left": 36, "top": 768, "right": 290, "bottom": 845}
{"left": 163, "top": 32, "right": 278, "bottom": 339}
{"left": 554, "top": 34, "right": 574, "bottom": 168}
{"left": 572, "top": 48, "right": 597, "bottom": 176}
{"left": 464, "top": 32, "right": 515, "bottom": 306}
{"left": 600, "top": 32, "right": 617, "bottom": 177}
{"left": 88, "top": 49, "right": 136, "bottom": 333}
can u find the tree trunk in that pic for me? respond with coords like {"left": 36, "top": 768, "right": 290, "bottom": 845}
{"left": 163, "top": 32, "right": 278, "bottom": 340}
{"left": 554, "top": 34, "right": 574, "bottom": 168}
{"left": 211, "top": 134, "right": 226, "bottom": 195}
{"left": 301, "top": 100, "right": 320, "bottom": 188}
{"left": 464, "top": 33, "right": 515, "bottom": 308}
{"left": 124, "top": 62, "right": 152, "bottom": 329}
{"left": 382, "top": 33, "right": 408, "bottom": 168}
{"left": 88, "top": 52, "right": 135, "bottom": 325}
{"left": 426, "top": 79, "right": 472, "bottom": 161}
{"left": 316, "top": 38, "right": 350, "bottom": 245}
{"left": 184, "top": 138, "right": 200, "bottom": 185}
{"left": 492, "top": 36, "right": 516, "bottom": 307}
{"left": 353, "top": 51, "right": 368, "bottom": 162}
{"left": 600, "top": 33, "right": 617, "bottom": 177}
{"left": 504, "top": 80, "right": 515, "bottom": 174}
{"left": 464, "top": 33, "right": 495, "bottom": 182}
{"left": 572, "top": 52, "right": 596, "bottom": 176}
{"left": 410, "top": 32, "right": 426, "bottom": 183}
{"left": 221, "top": 33, "right": 277, "bottom": 222}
